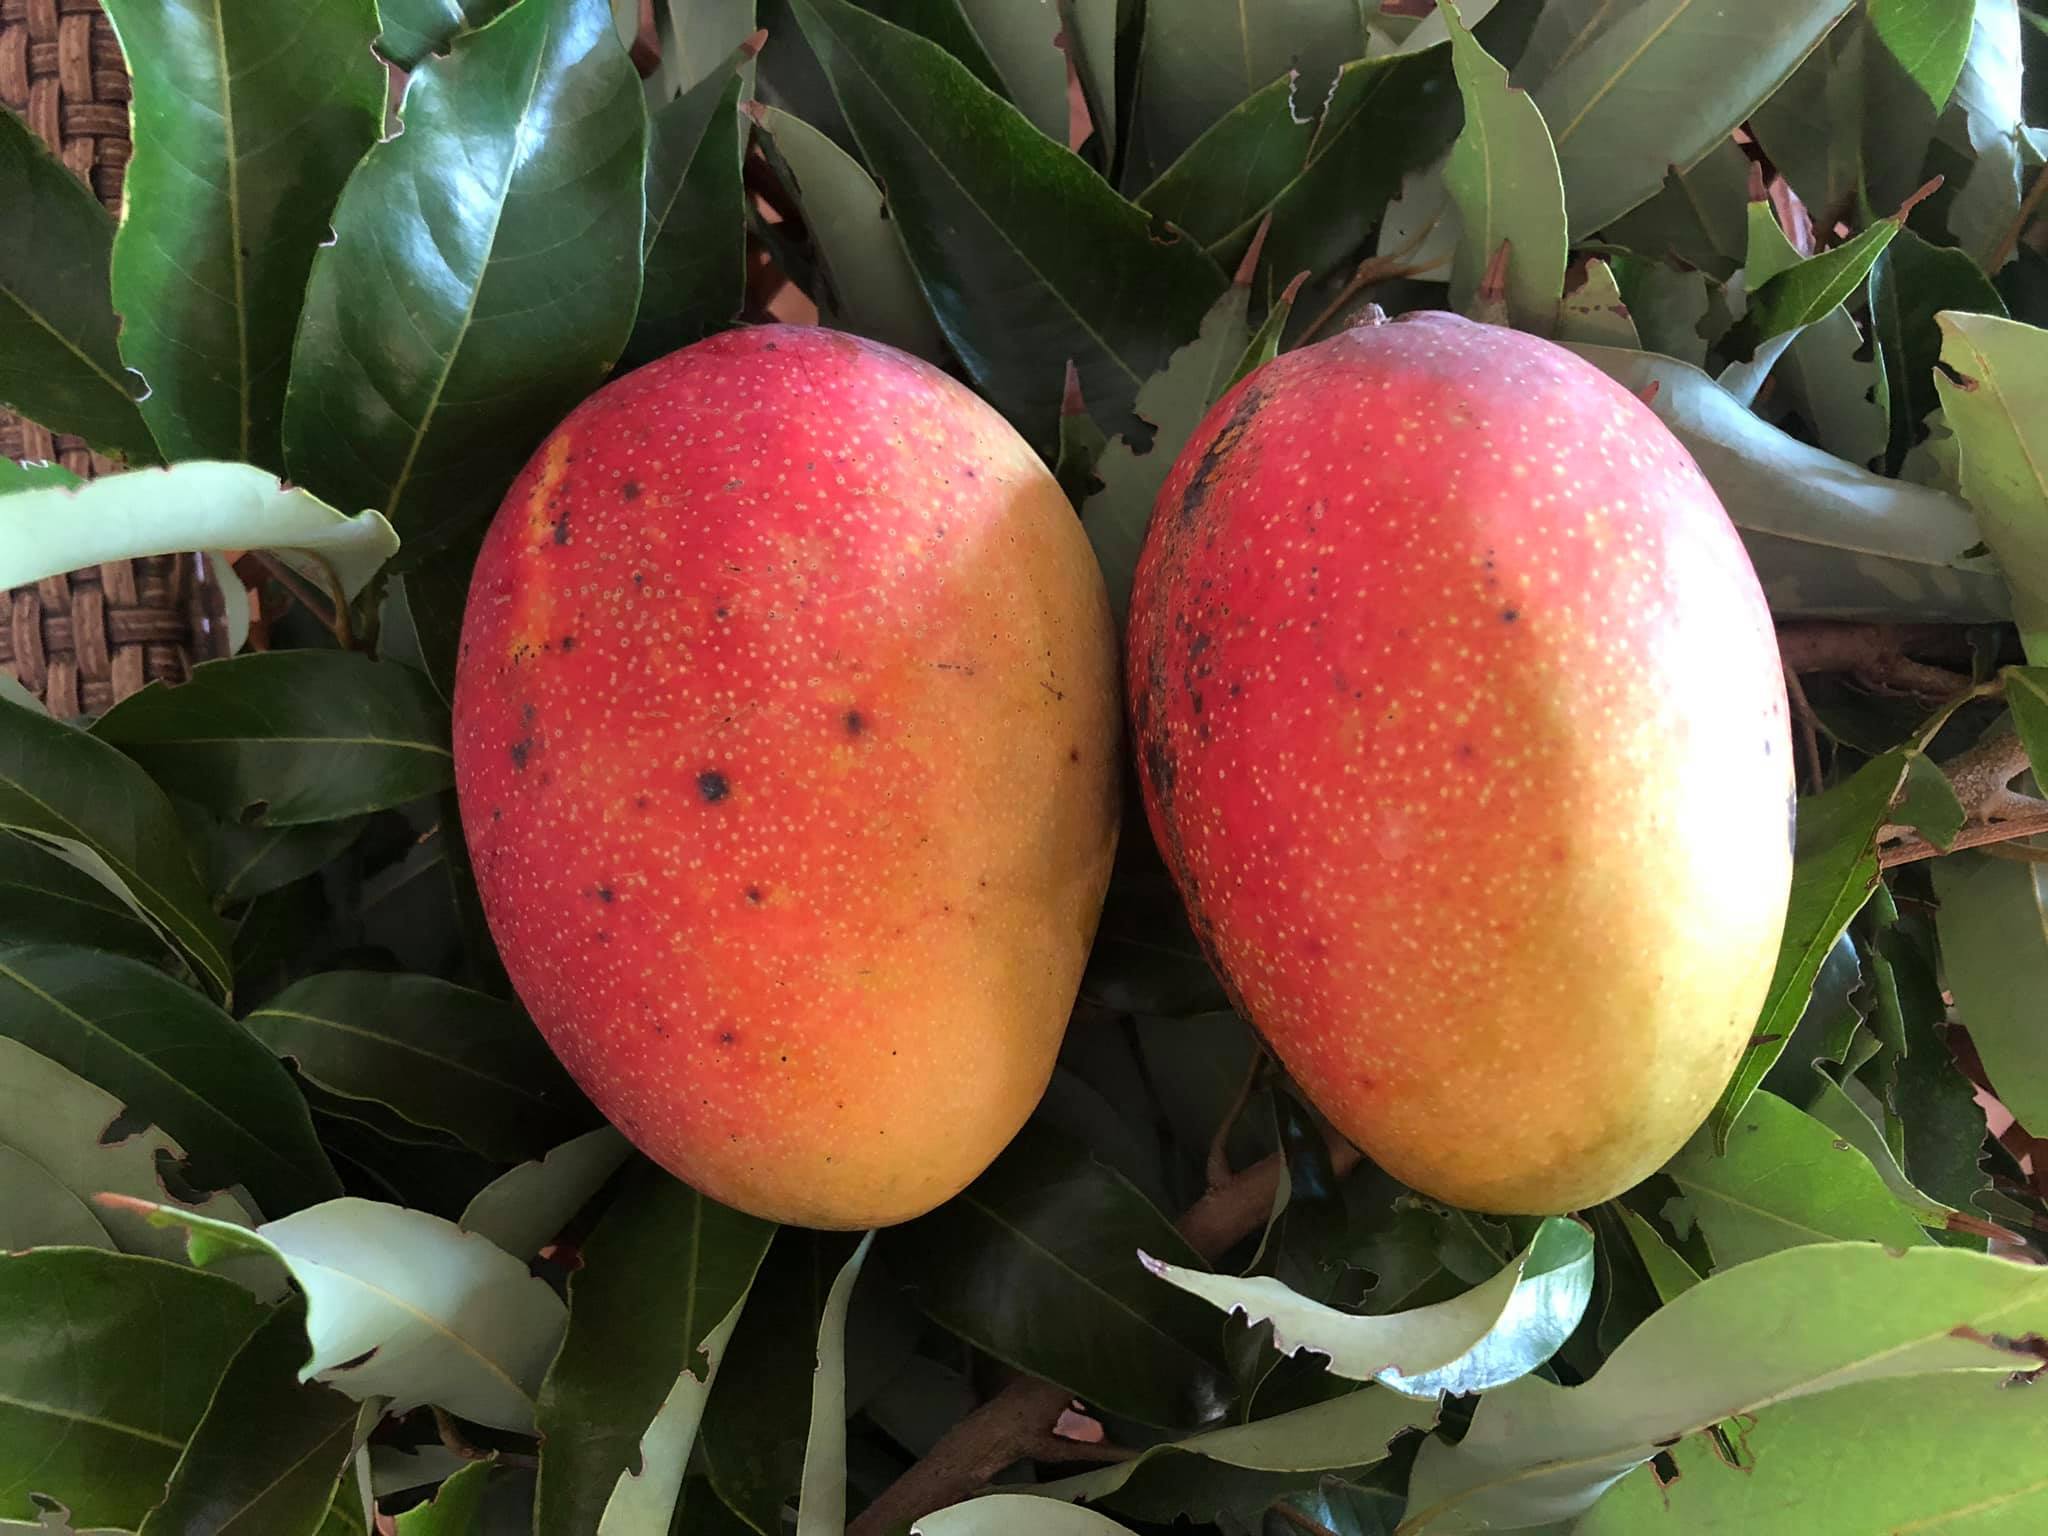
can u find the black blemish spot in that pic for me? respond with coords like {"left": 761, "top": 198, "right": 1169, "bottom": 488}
{"left": 633, "top": 795, "right": 649, "bottom": 810}
{"left": 650, "top": 1018, "right": 663, "bottom": 1034}
{"left": 1174, "top": 383, "right": 1263, "bottom": 529}
{"left": 632, "top": 571, "right": 645, "bottom": 586}
{"left": 1068, "top": 747, "right": 1081, "bottom": 763}
{"left": 560, "top": 634, "right": 577, "bottom": 651}
{"left": 1228, "top": 682, "right": 1242, "bottom": 697}
{"left": 521, "top": 702, "right": 538, "bottom": 725}
{"left": 621, "top": 480, "right": 642, "bottom": 501}
{"left": 596, "top": 886, "right": 615, "bottom": 903}
{"left": 509, "top": 738, "right": 533, "bottom": 770}
{"left": 718, "top": 1031, "right": 736, "bottom": 1046}
{"left": 1501, "top": 608, "right": 1520, "bottom": 623}
{"left": 595, "top": 929, "right": 611, "bottom": 945}
{"left": 553, "top": 509, "right": 572, "bottom": 545}
{"left": 723, "top": 478, "right": 742, "bottom": 492}
{"left": 1458, "top": 742, "right": 1476, "bottom": 760}
{"left": 714, "top": 606, "right": 729, "bottom": 620}
{"left": 1190, "top": 690, "right": 1204, "bottom": 714}
{"left": 698, "top": 770, "right": 730, "bottom": 803}
{"left": 845, "top": 710, "right": 865, "bottom": 736}
{"left": 490, "top": 806, "right": 503, "bottom": 822}
{"left": 745, "top": 886, "right": 762, "bottom": 904}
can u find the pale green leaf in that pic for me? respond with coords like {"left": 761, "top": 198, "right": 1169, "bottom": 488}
{"left": 1931, "top": 851, "right": 2048, "bottom": 1135}
{"left": 913, "top": 1496, "right": 1139, "bottom": 1535}
{"left": 793, "top": 1230, "right": 874, "bottom": 1536}
{"left": 1556, "top": 260, "right": 1640, "bottom": 348}
{"left": 459, "top": 1127, "right": 635, "bottom": 1259}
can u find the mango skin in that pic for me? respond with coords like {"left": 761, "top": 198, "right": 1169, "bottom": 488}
{"left": 453, "top": 325, "right": 1119, "bottom": 1229}
{"left": 1128, "top": 313, "right": 1793, "bottom": 1214}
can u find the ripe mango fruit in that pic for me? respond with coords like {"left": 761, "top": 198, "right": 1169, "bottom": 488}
{"left": 1128, "top": 313, "right": 1793, "bottom": 1214}
{"left": 453, "top": 326, "right": 1119, "bottom": 1228}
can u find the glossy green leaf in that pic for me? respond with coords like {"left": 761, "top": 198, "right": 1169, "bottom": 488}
{"left": 879, "top": 1122, "right": 1229, "bottom": 1428}
{"left": 1601, "top": 137, "right": 1750, "bottom": 279}
{"left": 0, "top": 1144, "right": 113, "bottom": 1251}
{"left": 1712, "top": 753, "right": 1906, "bottom": 1142}
{"left": 138, "top": 1297, "right": 359, "bottom": 1536}
{"left": 282, "top": 0, "right": 648, "bottom": 554}
{"left": 631, "top": 53, "right": 753, "bottom": 361}
{"left": 1442, "top": 3, "right": 1565, "bottom": 332}
{"left": 1869, "top": 0, "right": 1975, "bottom": 110}
{"left": 1934, "top": 312, "right": 2048, "bottom": 660}
{"left": 244, "top": 971, "right": 591, "bottom": 1164}
{"left": 793, "top": 0, "right": 1224, "bottom": 444}
{"left": 2010, "top": 665, "right": 2048, "bottom": 784}
{"left": 103, "top": 0, "right": 381, "bottom": 468}
{"left": 0, "top": 1248, "right": 266, "bottom": 1529}
{"left": 393, "top": 1459, "right": 492, "bottom": 1535}
{"left": 195, "top": 813, "right": 369, "bottom": 906}
{"left": 1727, "top": 213, "right": 1909, "bottom": 364}
{"left": 1940, "top": 0, "right": 2030, "bottom": 272}
{"left": 1576, "top": 1371, "right": 2048, "bottom": 1532}
{"left": 1149, "top": 1217, "right": 1591, "bottom": 1397}
{"left": 460, "top": 1127, "right": 634, "bottom": 1259}
{"left": 0, "top": 106, "right": 152, "bottom": 462}
{"left": 0, "top": 691, "right": 232, "bottom": 993}
{"left": 1566, "top": 345, "right": 2009, "bottom": 621}
{"left": 535, "top": 1162, "right": 774, "bottom": 1535}
{"left": 93, "top": 652, "right": 451, "bottom": 827}
{"left": 1616, "top": 1209, "right": 1700, "bottom": 1303}
{"left": 792, "top": 1230, "right": 872, "bottom": 1536}
{"left": 750, "top": 104, "right": 943, "bottom": 357}
{"left": 665, "top": 0, "right": 759, "bottom": 93}
{"left": 913, "top": 1497, "right": 1138, "bottom": 1536}
{"left": 1122, "top": 0, "right": 1364, "bottom": 187}
{"left": 129, "top": 1196, "right": 569, "bottom": 1432}
{"left": 1136, "top": 50, "right": 1457, "bottom": 287}
{"left": 1556, "top": 260, "right": 1640, "bottom": 348}
{"left": 0, "top": 942, "right": 339, "bottom": 1214}
{"left": 1805, "top": 1070, "right": 1956, "bottom": 1225}
{"left": 953, "top": 0, "right": 1068, "bottom": 142}
{"left": 0, "top": 461, "right": 399, "bottom": 603}
{"left": 1782, "top": 307, "right": 1890, "bottom": 471}
{"left": 1535, "top": 0, "right": 1852, "bottom": 236}
{"left": 1932, "top": 851, "right": 2048, "bottom": 1135}
{"left": 1401, "top": 1242, "right": 2048, "bottom": 1532}
{"left": 0, "top": 1034, "right": 258, "bottom": 1260}
{"left": 1035, "top": 1387, "right": 1437, "bottom": 1513}
{"left": 1082, "top": 281, "right": 1250, "bottom": 628}
{"left": 701, "top": 1229, "right": 863, "bottom": 1534}
{"left": 1667, "top": 1092, "right": 1934, "bottom": 1269}
{"left": 0, "top": 832, "right": 174, "bottom": 962}
{"left": 377, "top": 0, "right": 518, "bottom": 67}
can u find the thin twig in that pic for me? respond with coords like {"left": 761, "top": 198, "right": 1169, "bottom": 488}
{"left": 1879, "top": 807, "right": 2048, "bottom": 868}
{"left": 252, "top": 551, "right": 351, "bottom": 650}
{"left": 1781, "top": 665, "right": 1826, "bottom": 794}
{"left": 1272, "top": 1504, "right": 1345, "bottom": 1536}
{"left": 1207, "top": 1050, "right": 1265, "bottom": 1190}
{"left": 1990, "top": 162, "right": 2048, "bottom": 273}
{"left": 1299, "top": 216, "right": 1444, "bottom": 343}
{"left": 1017, "top": 1432, "right": 1137, "bottom": 1466}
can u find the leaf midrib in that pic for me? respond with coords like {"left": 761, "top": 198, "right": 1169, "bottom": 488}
{"left": 245, "top": 1005, "right": 560, "bottom": 1103}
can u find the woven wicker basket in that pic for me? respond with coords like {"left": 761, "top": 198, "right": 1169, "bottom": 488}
{"left": 2, "top": 0, "right": 225, "bottom": 716}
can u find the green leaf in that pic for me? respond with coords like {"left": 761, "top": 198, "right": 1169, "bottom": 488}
{"left": 1556, "top": 260, "right": 1641, "bottom": 349}
{"left": 1442, "top": 2, "right": 1566, "bottom": 332}
{"left": 1615, "top": 1209, "right": 1701, "bottom": 1303}
{"left": 127, "top": 1196, "right": 569, "bottom": 1433}
{"left": 1897, "top": 748, "right": 1968, "bottom": 847}
{"left": 1146, "top": 1217, "right": 1592, "bottom": 1397}
{"left": 1869, "top": 0, "right": 1974, "bottom": 110}
{"left": 1135, "top": 51, "right": 1457, "bottom": 287}
{"left": 1782, "top": 307, "right": 1890, "bottom": 471}
{"left": 244, "top": 971, "right": 592, "bottom": 1164}
{"left": 0, "top": 1035, "right": 259, "bottom": 1259}
{"left": 1033, "top": 1388, "right": 1437, "bottom": 1514}
{"left": 1724, "top": 208, "right": 1911, "bottom": 362}
{"left": 0, "top": 106, "right": 153, "bottom": 462}
{"left": 0, "top": 461, "right": 399, "bottom": 603}
{"left": 1576, "top": 1371, "right": 2048, "bottom": 1532}
{"left": 664, "top": 0, "right": 759, "bottom": 93}
{"left": 1565, "top": 345, "right": 2009, "bottom": 621}
{"left": 1804, "top": 1070, "right": 1956, "bottom": 1225}
{"left": 377, "top": 0, "right": 517, "bottom": 67}
{"left": 534, "top": 1163, "right": 774, "bottom": 1536}
{"left": 913, "top": 1498, "right": 1139, "bottom": 1536}
{"left": 1940, "top": 0, "right": 2031, "bottom": 273}
{"left": 138, "top": 1297, "right": 360, "bottom": 1536}
{"left": 749, "top": 104, "right": 943, "bottom": 357}
{"left": 951, "top": 0, "right": 1069, "bottom": 142}
{"left": 1122, "top": 0, "right": 1364, "bottom": 188}
{"left": 1711, "top": 752, "right": 1905, "bottom": 1143}
{"left": 631, "top": 52, "right": 753, "bottom": 361}
{"left": 1932, "top": 851, "right": 2048, "bottom": 1134}
{"left": 792, "top": 0, "right": 1224, "bottom": 445}
{"left": 792, "top": 1230, "right": 872, "bottom": 1536}
{"left": 0, "top": 831, "right": 175, "bottom": 962}
{"left": 1934, "top": 312, "right": 2048, "bottom": 661}
{"left": 392, "top": 1459, "right": 492, "bottom": 1535}
{"left": 103, "top": 0, "right": 382, "bottom": 468}
{"left": 0, "top": 942, "right": 339, "bottom": 1214}
{"left": 0, "top": 691, "right": 232, "bottom": 993}
{"left": 701, "top": 1230, "right": 863, "bottom": 1534}
{"left": 194, "top": 812, "right": 368, "bottom": 906}
{"left": 282, "top": 0, "right": 649, "bottom": 554}
{"left": 2010, "top": 665, "right": 2048, "bottom": 784}
{"left": 1081, "top": 282, "right": 1250, "bottom": 628}
{"left": 0, "top": 1248, "right": 266, "bottom": 1529}
{"left": 1601, "top": 137, "right": 1750, "bottom": 280}
{"left": 1666, "top": 1091, "right": 1934, "bottom": 1268}
{"left": 460, "top": 1127, "right": 634, "bottom": 1259}
{"left": 92, "top": 652, "right": 452, "bottom": 827}
{"left": 1402, "top": 1241, "right": 2048, "bottom": 1531}
{"left": 878, "top": 1121, "right": 1230, "bottom": 1429}
{"left": 1534, "top": 0, "right": 1853, "bottom": 237}
{"left": 0, "top": 1144, "right": 114, "bottom": 1251}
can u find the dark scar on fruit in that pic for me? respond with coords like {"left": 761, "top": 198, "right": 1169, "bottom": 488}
{"left": 620, "top": 481, "right": 642, "bottom": 501}
{"left": 509, "top": 737, "right": 533, "bottom": 770}
{"left": 845, "top": 710, "right": 865, "bottom": 735}
{"left": 698, "top": 770, "right": 730, "bottom": 803}
{"left": 553, "top": 509, "right": 572, "bottom": 545}
{"left": 1174, "top": 382, "right": 1263, "bottom": 529}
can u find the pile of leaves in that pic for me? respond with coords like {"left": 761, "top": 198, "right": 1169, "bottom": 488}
{"left": 5, "top": 0, "right": 2048, "bottom": 1531}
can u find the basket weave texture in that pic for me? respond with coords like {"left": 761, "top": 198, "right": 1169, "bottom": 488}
{"left": 2, "top": 0, "right": 222, "bottom": 716}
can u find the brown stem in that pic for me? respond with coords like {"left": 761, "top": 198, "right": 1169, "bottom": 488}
{"left": 252, "top": 551, "right": 351, "bottom": 650}
{"left": 1299, "top": 217, "right": 1445, "bottom": 343}
{"left": 1774, "top": 621, "right": 1975, "bottom": 697}
{"left": 1781, "top": 665, "right": 1826, "bottom": 795}
{"left": 1207, "top": 1051, "right": 1266, "bottom": 1190}
{"left": 847, "top": 1137, "right": 1363, "bottom": 1536}
{"left": 1017, "top": 1432, "right": 1138, "bottom": 1466}
{"left": 1879, "top": 807, "right": 2048, "bottom": 868}
{"left": 1990, "top": 162, "right": 2048, "bottom": 274}
{"left": 1272, "top": 1504, "right": 1345, "bottom": 1536}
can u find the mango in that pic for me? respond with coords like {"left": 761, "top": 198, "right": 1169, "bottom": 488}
{"left": 1127, "top": 313, "right": 1793, "bottom": 1214}
{"left": 453, "top": 326, "right": 1119, "bottom": 1228}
